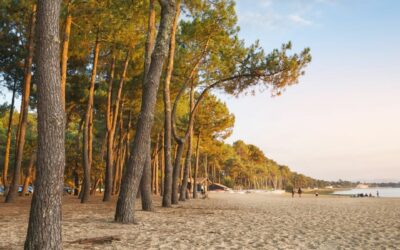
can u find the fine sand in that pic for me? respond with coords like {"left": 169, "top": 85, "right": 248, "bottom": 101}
{"left": 1, "top": 193, "right": 400, "bottom": 249}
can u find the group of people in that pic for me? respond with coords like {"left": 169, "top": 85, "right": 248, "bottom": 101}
{"left": 353, "top": 191, "right": 379, "bottom": 198}
{"left": 291, "top": 188, "right": 303, "bottom": 198}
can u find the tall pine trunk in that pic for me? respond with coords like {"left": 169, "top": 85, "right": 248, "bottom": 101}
{"left": 24, "top": 0, "right": 65, "bottom": 248}
{"left": 81, "top": 32, "right": 100, "bottom": 203}
{"left": 193, "top": 131, "right": 200, "bottom": 198}
{"left": 2, "top": 80, "right": 17, "bottom": 191}
{"left": 137, "top": 0, "right": 157, "bottom": 210}
{"left": 60, "top": 5, "right": 72, "bottom": 110}
{"left": 162, "top": 0, "right": 180, "bottom": 207}
{"left": 115, "top": 0, "right": 176, "bottom": 224}
{"left": 6, "top": 3, "right": 36, "bottom": 203}
{"left": 154, "top": 133, "right": 160, "bottom": 195}
{"left": 160, "top": 132, "right": 165, "bottom": 196}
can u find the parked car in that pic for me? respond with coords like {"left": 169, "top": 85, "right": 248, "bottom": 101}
{"left": 64, "top": 186, "right": 73, "bottom": 195}
{"left": 18, "top": 185, "right": 34, "bottom": 194}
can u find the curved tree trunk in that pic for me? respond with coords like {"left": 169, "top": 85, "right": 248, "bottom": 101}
{"left": 179, "top": 84, "right": 194, "bottom": 201}
{"left": 171, "top": 141, "right": 184, "bottom": 204}
{"left": 2, "top": 80, "right": 17, "bottom": 192}
{"left": 114, "top": 0, "right": 176, "bottom": 224}
{"left": 81, "top": 32, "right": 100, "bottom": 203}
{"left": 6, "top": 3, "right": 36, "bottom": 203}
{"left": 162, "top": 0, "right": 180, "bottom": 208}
{"left": 24, "top": 0, "right": 65, "bottom": 248}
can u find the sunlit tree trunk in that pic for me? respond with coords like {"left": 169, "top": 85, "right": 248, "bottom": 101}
{"left": 115, "top": 0, "right": 176, "bottom": 223}
{"left": 6, "top": 3, "right": 36, "bottom": 203}
{"left": 81, "top": 32, "right": 100, "bottom": 203}
{"left": 2, "top": 80, "right": 17, "bottom": 191}
{"left": 61, "top": 4, "right": 72, "bottom": 110}
{"left": 24, "top": 0, "right": 65, "bottom": 248}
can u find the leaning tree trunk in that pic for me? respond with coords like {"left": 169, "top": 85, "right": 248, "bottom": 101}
{"left": 21, "top": 152, "right": 37, "bottom": 196}
{"left": 179, "top": 84, "right": 194, "bottom": 201}
{"left": 115, "top": 0, "right": 176, "bottom": 224}
{"left": 24, "top": 0, "right": 65, "bottom": 248}
{"left": 2, "top": 80, "right": 17, "bottom": 191}
{"left": 162, "top": 0, "right": 180, "bottom": 208}
{"left": 6, "top": 3, "right": 36, "bottom": 203}
{"left": 81, "top": 32, "right": 100, "bottom": 203}
{"left": 193, "top": 131, "right": 200, "bottom": 199}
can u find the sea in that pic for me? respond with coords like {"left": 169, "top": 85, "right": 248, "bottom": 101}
{"left": 333, "top": 188, "right": 400, "bottom": 198}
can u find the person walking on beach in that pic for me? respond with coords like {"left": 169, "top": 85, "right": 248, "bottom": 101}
{"left": 292, "top": 188, "right": 295, "bottom": 198}
{"left": 298, "top": 188, "right": 302, "bottom": 198}
{"left": 376, "top": 190, "right": 379, "bottom": 198}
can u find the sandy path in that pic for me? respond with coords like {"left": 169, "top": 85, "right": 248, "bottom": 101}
{"left": 1, "top": 193, "right": 400, "bottom": 249}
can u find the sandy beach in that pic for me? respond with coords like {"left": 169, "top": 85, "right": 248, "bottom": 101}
{"left": 1, "top": 193, "right": 400, "bottom": 249}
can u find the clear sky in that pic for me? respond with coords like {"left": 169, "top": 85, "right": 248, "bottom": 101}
{"left": 219, "top": 0, "right": 400, "bottom": 181}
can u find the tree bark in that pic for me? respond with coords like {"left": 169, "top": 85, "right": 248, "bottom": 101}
{"left": 193, "top": 131, "right": 200, "bottom": 198}
{"left": 61, "top": 4, "right": 72, "bottom": 111}
{"left": 24, "top": 0, "right": 65, "bottom": 248}
{"left": 2, "top": 80, "right": 17, "bottom": 191}
{"left": 162, "top": 0, "right": 180, "bottom": 207}
{"left": 21, "top": 152, "right": 36, "bottom": 196}
{"left": 140, "top": 147, "right": 154, "bottom": 211}
{"left": 171, "top": 141, "right": 184, "bottom": 204}
{"left": 115, "top": 0, "right": 176, "bottom": 223}
{"left": 6, "top": 3, "right": 36, "bottom": 203}
{"left": 81, "top": 32, "right": 100, "bottom": 203}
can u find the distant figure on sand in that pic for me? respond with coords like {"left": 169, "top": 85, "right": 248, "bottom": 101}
{"left": 315, "top": 191, "right": 319, "bottom": 197}
{"left": 376, "top": 190, "right": 379, "bottom": 198}
{"left": 298, "top": 188, "right": 302, "bottom": 197}
{"left": 292, "top": 189, "right": 295, "bottom": 198}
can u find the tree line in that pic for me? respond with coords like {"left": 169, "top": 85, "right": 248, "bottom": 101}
{"left": 0, "top": 0, "right": 312, "bottom": 248}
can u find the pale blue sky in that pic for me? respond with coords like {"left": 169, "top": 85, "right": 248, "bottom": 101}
{"left": 220, "top": 0, "right": 400, "bottom": 181}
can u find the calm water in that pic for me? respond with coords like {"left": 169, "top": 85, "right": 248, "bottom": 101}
{"left": 333, "top": 188, "right": 400, "bottom": 198}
